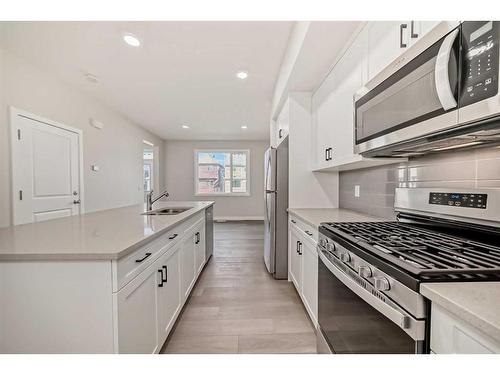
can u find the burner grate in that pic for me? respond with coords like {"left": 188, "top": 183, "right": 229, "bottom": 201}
{"left": 323, "top": 221, "right": 500, "bottom": 276}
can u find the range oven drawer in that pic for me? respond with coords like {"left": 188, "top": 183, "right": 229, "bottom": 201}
{"left": 317, "top": 249, "right": 427, "bottom": 354}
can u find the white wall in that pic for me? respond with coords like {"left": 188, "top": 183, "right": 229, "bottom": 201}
{"left": 0, "top": 47, "right": 165, "bottom": 228}
{"left": 164, "top": 140, "right": 268, "bottom": 220}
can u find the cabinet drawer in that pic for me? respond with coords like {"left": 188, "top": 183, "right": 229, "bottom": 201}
{"left": 114, "top": 227, "right": 182, "bottom": 291}
{"left": 289, "top": 215, "right": 318, "bottom": 243}
{"left": 430, "top": 304, "right": 500, "bottom": 354}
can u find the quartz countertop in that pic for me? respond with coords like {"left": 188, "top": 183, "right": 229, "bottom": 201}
{"left": 421, "top": 282, "right": 500, "bottom": 342}
{"left": 0, "top": 201, "right": 213, "bottom": 261}
{"left": 288, "top": 208, "right": 385, "bottom": 228}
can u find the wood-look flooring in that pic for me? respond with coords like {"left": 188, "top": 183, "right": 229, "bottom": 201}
{"left": 161, "top": 221, "right": 317, "bottom": 354}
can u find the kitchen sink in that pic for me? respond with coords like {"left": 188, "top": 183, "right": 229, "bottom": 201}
{"left": 142, "top": 207, "right": 191, "bottom": 215}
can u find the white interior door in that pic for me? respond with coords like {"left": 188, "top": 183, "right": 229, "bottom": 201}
{"left": 11, "top": 110, "right": 82, "bottom": 225}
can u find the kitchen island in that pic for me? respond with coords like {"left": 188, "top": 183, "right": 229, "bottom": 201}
{"left": 0, "top": 201, "right": 214, "bottom": 353}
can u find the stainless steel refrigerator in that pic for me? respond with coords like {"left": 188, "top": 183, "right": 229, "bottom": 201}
{"left": 264, "top": 137, "right": 288, "bottom": 279}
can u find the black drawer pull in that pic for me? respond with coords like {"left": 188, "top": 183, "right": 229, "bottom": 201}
{"left": 195, "top": 232, "right": 200, "bottom": 244}
{"left": 298, "top": 242, "right": 303, "bottom": 255}
{"left": 279, "top": 129, "right": 283, "bottom": 138}
{"left": 158, "top": 269, "right": 164, "bottom": 287}
{"left": 305, "top": 230, "right": 313, "bottom": 236}
{"left": 135, "top": 252, "right": 152, "bottom": 263}
{"left": 162, "top": 265, "right": 168, "bottom": 282}
{"left": 410, "top": 21, "right": 418, "bottom": 38}
{"left": 325, "top": 148, "right": 329, "bottom": 161}
{"left": 291, "top": 219, "right": 296, "bottom": 224}
{"left": 400, "top": 23, "right": 408, "bottom": 48}
{"left": 168, "top": 233, "right": 178, "bottom": 240}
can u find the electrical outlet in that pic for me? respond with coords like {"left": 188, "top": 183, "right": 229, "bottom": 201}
{"left": 354, "top": 185, "right": 360, "bottom": 198}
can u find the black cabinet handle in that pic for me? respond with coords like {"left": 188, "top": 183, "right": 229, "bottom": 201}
{"left": 328, "top": 148, "right": 333, "bottom": 161}
{"left": 158, "top": 269, "right": 164, "bottom": 287}
{"left": 305, "top": 230, "right": 313, "bottom": 236}
{"left": 168, "top": 233, "right": 178, "bottom": 240}
{"left": 400, "top": 23, "right": 408, "bottom": 48}
{"left": 325, "top": 148, "right": 329, "bottom": 161}
{"left": 291, "top": 219, "right": 296, "bottom": 224}
{"left": 298, "top": 242, "right": 303, "bottom": 255}
{"left": 162, "top": 265, "right": 168, "bottom": 283}
{"left": 195, "top": 232, "right": 200, "bottom": 244}
{"left": 296, "top": 240, "right": 300, "bottom": 254}
{"left": 410, "top": 21, "right": 418, "bottom": 38}
{"left": 279, "top": 129, "right": 283, "bottom": 138}
{"left": 135, "top": 252, "right": 152, "bottom": 263}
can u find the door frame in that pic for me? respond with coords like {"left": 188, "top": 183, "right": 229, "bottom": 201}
{"left": 9, "top": 107, "right": 85, "bottom": 225}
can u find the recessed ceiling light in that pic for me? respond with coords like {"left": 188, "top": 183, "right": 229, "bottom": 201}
{"left": 241, "top": 125, "right": 248, "bottom": 129}
{"left": 123, "top": 33, "right": 141, "bottom": 47}
{"left": 236, "top": 71, "right": 249, "bottom": 80}
{"left": 182, "top": 125, "right": 190, "bottom": 129}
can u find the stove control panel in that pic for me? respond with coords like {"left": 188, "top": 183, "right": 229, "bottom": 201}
{"left": 429, "top": 192, "right": 487, "bottom": 209}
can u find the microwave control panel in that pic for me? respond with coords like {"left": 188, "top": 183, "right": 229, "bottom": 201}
{"left": 461, "top": 21, "right": 499, "bottom": 107}
{"left": 429, "top": 192, "right": 487, "bottom": 209}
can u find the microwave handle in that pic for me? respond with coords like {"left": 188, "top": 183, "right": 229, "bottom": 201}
{"left": 434, "top": 28, "right": 459, "bottom": 111}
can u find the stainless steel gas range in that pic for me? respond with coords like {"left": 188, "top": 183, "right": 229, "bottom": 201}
{"left": 317, "top": 187, "right": 500, "bottom": 354}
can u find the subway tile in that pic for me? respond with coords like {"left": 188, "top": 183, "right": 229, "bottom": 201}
{"left": 407, "top": 161, "right": 476, "bottom": 182}
{"left": 477, "top": 158, "right": 500, "bottom": 180}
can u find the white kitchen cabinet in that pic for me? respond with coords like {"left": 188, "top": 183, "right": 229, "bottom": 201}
{"left": 409, "top": 21, "right": 441, "bottom": 46}
{"left": 288, "top": 218, "right": 318, "bottom": 327}
{"left": 181, "top": 224, "right": 197, "bottom": 301}
{"left": 194, "top": 220, "right": 206, "bottom": 275}
{"left": 115, "top": 260, "right": 160, "bottom": 354}
{"left": 156, "top": 246, "right": 181, "bottom": 346}
{"left": 366, "top": 21, "right": 410, "bottom": 82}
{"left": 289, "top": 225, "right": 302, "bottom": 290}
{"left": 300, "top": 237, "right": 318, "bottom": 324}
{"left": 430, "top": 304, "right": 500, "bottom": 354}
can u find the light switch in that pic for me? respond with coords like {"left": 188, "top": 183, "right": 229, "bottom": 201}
{"left": 354, "top": 185, "right": 360, "bottom": 198}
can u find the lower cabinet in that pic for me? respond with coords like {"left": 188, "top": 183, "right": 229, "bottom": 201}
{"left": 430, "top": 304, "right": 500, "bottom": 354}
{"left": 194, "top": 220, "right": 206, "bottom": 275}
{"left": 289, "top": 220, "right": 318, "bottom": 326}
{"left": 115, "top": 260, "right": 160, "bottom": 354}
{"left": 156, "top": 247, "right": 181, "bottom": 346}
{"left": 181, "top": 226, "right": 197, "bottom": 301}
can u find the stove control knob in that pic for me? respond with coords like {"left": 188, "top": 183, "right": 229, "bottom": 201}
{"left": 339, "top": 252, "right": 351, "bottom": 263}
{"left": 374, "top": 276, "right": 391, "bottom": 291}
{"left": 326, "top": 242, "right": 336, "bottom": 253}
{"left": 358, "top": 265, "right": 373, "bottom": 279}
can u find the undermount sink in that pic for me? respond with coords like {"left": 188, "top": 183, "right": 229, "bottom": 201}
{"left": 142, "top": 207, "right": 191, "bottom": 216}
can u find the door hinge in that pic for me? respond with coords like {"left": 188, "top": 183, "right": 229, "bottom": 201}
{"left": 19, "top": 190, "right": 23, "bottom": 200}
{"left": 17, "top": 129, "right": 21, "bottom": 140}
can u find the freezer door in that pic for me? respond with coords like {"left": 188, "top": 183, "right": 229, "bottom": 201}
{"left": 264, "top": 191, "right": 276, "bottom": 274}
{"left": 264, "top": 148, "right": 277, "bottom": 192}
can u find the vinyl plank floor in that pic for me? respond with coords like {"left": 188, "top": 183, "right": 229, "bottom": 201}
{"left": 160, "top": 221, "right": 317, "bottom": 354}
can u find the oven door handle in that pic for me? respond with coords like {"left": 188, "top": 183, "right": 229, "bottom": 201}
{"left": 319, "top": 250, "right": 425, "bottom": 341}
{"left": 434, "top": 28, "right": 459, "bottom": 111}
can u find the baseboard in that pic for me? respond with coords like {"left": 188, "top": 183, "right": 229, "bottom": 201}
{"left": 214, "top": 216, "right": 264, "bottom": 222}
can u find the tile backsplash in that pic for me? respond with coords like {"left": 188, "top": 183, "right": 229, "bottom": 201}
{"left": 339, "top": 146, "right": 500, "bottom": 219}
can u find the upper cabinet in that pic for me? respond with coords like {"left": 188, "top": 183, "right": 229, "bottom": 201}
{"left": 366, "top": 21, "right": 441, "bottom": 82}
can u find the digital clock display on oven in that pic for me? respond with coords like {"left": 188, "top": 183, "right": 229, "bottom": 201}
{"left": 429, "top": 192, "right": 487, "bottom": 209}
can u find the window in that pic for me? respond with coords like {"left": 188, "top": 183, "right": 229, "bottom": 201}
{"left": 195, "top": 150, "right": 250, "bottom": 195}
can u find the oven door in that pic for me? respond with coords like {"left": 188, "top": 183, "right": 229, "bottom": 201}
{"left": 354, "top": 25, "right": 461, "bottom": 156}
{"left": 317, "top": 249, "right": 426, "bottom": 354}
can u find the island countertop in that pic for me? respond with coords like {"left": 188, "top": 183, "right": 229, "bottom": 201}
{"left": 0, "top": 201, "right": 214, "bottom": 261}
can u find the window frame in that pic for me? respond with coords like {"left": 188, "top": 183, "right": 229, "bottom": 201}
{"left": 194, "top": 149, "right": 251, "bottom": 197}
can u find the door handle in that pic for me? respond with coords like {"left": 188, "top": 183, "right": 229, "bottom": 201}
{"left": 410, "top": 21, "right": 418, "bottom": 38}
{"left": 400, "top": 23, "right": 408, "bottom": 48}
{"left": 158, "top": 269, "right": 164, "bottom": 287}
{"left": 435, "top": 28, "right": 459, "bottom": 111}
{"left": 73, "top": 199, "right": 81, "bottom": 204}
{"left": 162, "top": 265, "right": 168, "bottom": 283}
{"left": 135, "top": 252, "right": 152, "bottom": 263}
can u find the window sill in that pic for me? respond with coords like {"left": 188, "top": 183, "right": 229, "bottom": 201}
{"left": 195, "top": 192, "right": 251, "bottom": 197}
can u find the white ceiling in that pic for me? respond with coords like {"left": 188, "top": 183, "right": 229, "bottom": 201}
{"left": 0, "top": 21, "right": 293, "bottom": 141}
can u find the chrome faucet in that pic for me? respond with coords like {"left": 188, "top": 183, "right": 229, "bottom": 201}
{"left": 146, "top": 190, "right": 169, "bottom": 211}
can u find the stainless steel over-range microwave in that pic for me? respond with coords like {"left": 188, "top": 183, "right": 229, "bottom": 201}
{"left": 354, "top": 21, "right": 500, "bottom": 157}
